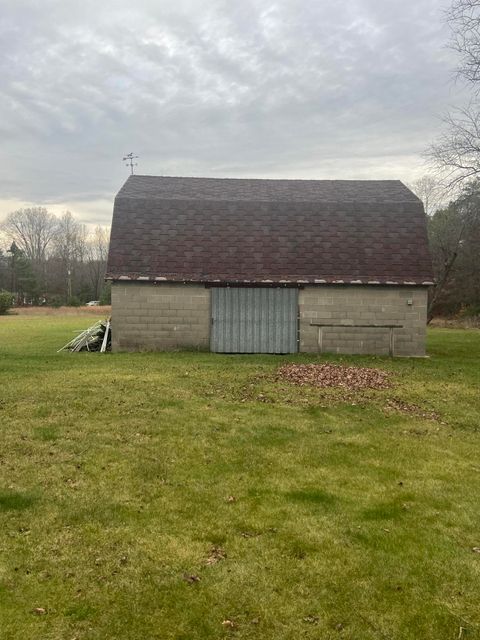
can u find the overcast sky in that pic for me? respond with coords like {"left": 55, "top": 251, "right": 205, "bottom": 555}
{"left": 0, "top": 0, "right": 463, "bottom": 226}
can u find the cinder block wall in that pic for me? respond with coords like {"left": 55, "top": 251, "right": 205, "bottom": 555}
{"left": 299, "top": 286, "right": 428, "bottom": 356}
{"left": 112, "top": 282, "right": 428, "bottom": 356}
{"left": 111, "top": 282, "right": 211, "bottom": 351}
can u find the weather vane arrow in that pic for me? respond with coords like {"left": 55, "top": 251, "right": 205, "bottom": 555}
{"left": 123, "top": 153, "right": 139, "bottom": 175}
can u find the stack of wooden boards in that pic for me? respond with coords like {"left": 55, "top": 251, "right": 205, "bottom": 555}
{"left": 58, "top": 319, "right": 111, "bottom": 353}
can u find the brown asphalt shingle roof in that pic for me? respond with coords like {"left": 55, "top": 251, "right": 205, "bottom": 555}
{"left": 106, "top": 175, "right": 434, "bottom": 285}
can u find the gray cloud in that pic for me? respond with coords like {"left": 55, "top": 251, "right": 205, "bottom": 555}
{"left": 0, "top": 0, "right": 466, "bottom": 225}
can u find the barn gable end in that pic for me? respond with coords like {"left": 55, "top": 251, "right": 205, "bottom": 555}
{"left": 107, "top": 175, "right": 433, "bottom": 356}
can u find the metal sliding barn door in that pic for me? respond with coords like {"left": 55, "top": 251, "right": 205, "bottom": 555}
{"left": 211, "top": 287, "right": 298, "bottom": 353}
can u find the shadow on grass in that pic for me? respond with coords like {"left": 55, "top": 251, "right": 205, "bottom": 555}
{"left": 361, "top": 500, "right": 409, "bottom": 521}
{"left": 33, "top": 426, "right": 58, "bottom": 441}
{"left": 0, "top": 490, "right": 38, "bottom": 512}
{"left": 286, "top": 489, "right": 336, "bottom": 506}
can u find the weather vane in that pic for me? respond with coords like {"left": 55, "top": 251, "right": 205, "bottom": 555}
{"left": 123, "top": 153, "right": 139, "bottom": 175}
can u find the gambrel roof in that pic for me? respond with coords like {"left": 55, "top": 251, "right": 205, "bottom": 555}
{"left": 106, "top": 175, "right": 434, "bottom": 285}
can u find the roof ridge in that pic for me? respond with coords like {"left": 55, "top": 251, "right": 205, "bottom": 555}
{"left": 116, "top": 175, "right": 420, "bottom": 204}
{"left": 127, "top": 174, "right": 404, "bottom": 183}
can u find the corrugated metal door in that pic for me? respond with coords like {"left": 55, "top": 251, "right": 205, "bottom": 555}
{"left": 211, "top": 287, "right": 298, "bottom": 353}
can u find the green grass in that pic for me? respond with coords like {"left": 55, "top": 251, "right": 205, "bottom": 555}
{"left": 0, "top": 315, "right": 480, "bottom": 639}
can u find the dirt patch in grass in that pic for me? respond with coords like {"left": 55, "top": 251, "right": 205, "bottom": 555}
{"left": 384, "top": 397, "right": 442, "bottom": 422}
{"left": 205, "top": 546, "right": 227, "bottom": 565}
{"left": 277, "top": 363, "right": 391, "bottom": 391}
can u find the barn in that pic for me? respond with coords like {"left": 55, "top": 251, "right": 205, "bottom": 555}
{"left": 106, "top": 175, "right": 433, "bottom": 356}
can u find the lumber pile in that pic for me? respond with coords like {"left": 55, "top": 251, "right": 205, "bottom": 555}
{"left": 58, "top": 319, "right": 111, "bottom": 353}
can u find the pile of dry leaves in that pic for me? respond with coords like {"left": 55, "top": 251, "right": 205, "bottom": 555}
{"left": 277, "top": 363, "right": 391, "bottom": 391}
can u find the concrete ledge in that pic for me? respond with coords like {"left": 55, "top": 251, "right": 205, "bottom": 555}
{"left": 299, "top": 285, "right": 427, "bottom": 356}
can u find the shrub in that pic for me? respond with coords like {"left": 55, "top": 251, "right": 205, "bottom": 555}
{"left": 67, "top": 296, "right": 81, "bottom": 307}
{"left": 0, "top": 290, "right": 14, "bottom": 315}
{"left": 48, "top": 295, "right": 64, "bottom": 308}
{"left": 460, "top": 304, "right": 480, "bottom": 318}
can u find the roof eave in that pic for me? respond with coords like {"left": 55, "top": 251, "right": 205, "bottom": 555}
{"left": 105, "top": 274, "right": 435, "bottom": 286}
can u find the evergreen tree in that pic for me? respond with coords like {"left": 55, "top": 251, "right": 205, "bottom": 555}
{"left": 7, "top": 242, "right": 39, "bottom": 303}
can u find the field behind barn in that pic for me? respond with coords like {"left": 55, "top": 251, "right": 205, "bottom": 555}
{"left": 0, "top": 313, "right": 479, "bottom": 640}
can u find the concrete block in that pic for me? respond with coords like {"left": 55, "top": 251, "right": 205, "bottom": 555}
{"left": 299, "top": 285, "right": 428, "bottom": 356}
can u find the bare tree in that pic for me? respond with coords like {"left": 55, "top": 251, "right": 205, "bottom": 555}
{"left": 409, "top": 175, "right": 443, "bottom": 215}
{"left": 428, "top": 106, "right": 480, "bottom": 189}
{"left": 1, "top": 207, "right": 57, "bottom": 264}
{"left": 428, "top": 1, "right": 480, "bottom": 187}
{"left": 52, "top": 212, "right": 87, "bottom": 300}
{"left": 86, "top": 226, "right": 110, "bottom": 299}
{"left": 449, "top": 0, "right": 480, "bottom": 84}
{"left": 427, "top": 181, "right": 480, "bottom": 320}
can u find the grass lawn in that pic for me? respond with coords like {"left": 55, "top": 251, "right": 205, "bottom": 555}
{"left": 0, "top": 314, "right": 479, "bottom": 639}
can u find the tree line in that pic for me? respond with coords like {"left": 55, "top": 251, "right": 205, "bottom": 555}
{"left": 411, "top": 177, "right": 480, "bottom": 320}
{"left": 412, "top": 0, "right": 480, "bottom": 321}
{"left": 0, "top": 207, "right": 110, "bottom": 306}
